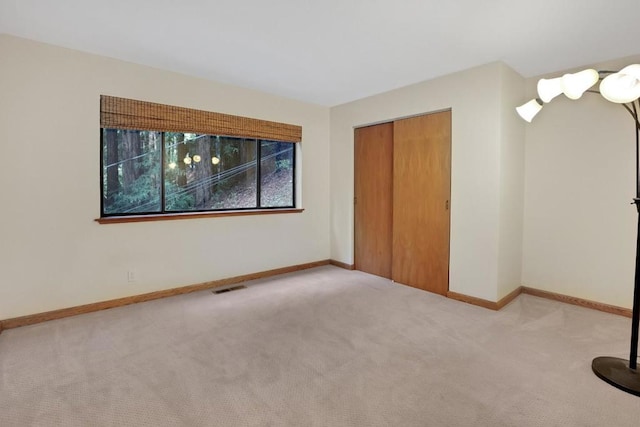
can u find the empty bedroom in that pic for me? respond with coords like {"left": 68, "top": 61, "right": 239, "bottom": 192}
{"left": 1, "top": 1, "right": 640, "bottom": 426}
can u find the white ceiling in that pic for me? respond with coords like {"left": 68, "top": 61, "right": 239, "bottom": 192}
{"left": 2, "top": 0, "right": 640, "bottom": 106}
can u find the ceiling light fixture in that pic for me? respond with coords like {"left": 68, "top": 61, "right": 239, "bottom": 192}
{"left": 517, "top": 68, "right": 601, "bottom": 122}
{"left": 561, "top": 69, "right": 599, "bottom": 100}
{"left": 600, "top": 65, "right": 640, "bottom": 103}
{"left": 536, "top": 77, "right": 564, "bottom": 103}
{"left": 515, "top": 98, "right": 543, "bottom": 123}
{"left": 517, "top": 66, "right": 640, "bottom": 397}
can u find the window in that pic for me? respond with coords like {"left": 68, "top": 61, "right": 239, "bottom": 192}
{"left": 99, "top": 96, "right": 300, "bottom": 219}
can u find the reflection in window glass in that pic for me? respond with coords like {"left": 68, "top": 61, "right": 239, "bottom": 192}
{"left": 164, "top": 134, "right": 257, "bottom": 211}
{"left": 101, "top": 131, "right": 295, "bottom": 216}
{"left": 260, "top": 141, "right": 294, "bottom": 207}
{"left": 102, "top": 129, "right": 161, "bottom": 214}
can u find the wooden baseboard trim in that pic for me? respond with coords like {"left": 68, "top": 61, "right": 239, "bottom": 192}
{"left": 446, "top": 291, "right": 497, "bottom": 309}
{"left": 4, "top": 266, "right": 630, "bottom": 333}
{"left": 447, "top": 286, "right": 631, "bottom": 318}
{"left": 0, "top": 259, "right": 331, "bottom": 331}
{"left": 446, "top": 290, "right": 515, "bottom": 311}
{"left": 447, "top": 287, "right": 523, "bottom": 311}
{"left": 521, "top": 286, "right": 632, "bottom": 318}
{"left": 497, "top": 286, "right": 524, "bottom": 309}
{"left": 329, "top": 259, "right": 355, "bottom": 270}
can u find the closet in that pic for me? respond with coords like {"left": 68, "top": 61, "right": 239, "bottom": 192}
{"left": 354, "top": 110, "right": 451, "bottom": 295}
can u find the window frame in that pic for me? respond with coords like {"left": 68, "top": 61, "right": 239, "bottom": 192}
{"left": 98, "top": 130, "right": 298, "bottom": 220}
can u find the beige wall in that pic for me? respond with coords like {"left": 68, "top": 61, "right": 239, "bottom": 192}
{"left": 522, "top": 56, "right": 640, "bottom": 308}
{"left": 330, "top": 62, "right": 525, "bottom": 302}
{"left": 0, "top": 35, "right": 331, "bottom": 319}
{"left": 497, "top": 65, "right": 526, "bottom": 299}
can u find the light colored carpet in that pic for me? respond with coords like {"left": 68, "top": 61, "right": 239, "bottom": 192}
{"left": 1, "top": 265, "right": 639, "bottom": 426}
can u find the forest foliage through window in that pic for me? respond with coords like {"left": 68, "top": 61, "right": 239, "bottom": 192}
{"left": 101, "top": 129, "right": 295, "bottom": 216}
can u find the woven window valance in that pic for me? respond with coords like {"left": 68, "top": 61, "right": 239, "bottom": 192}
{"left": 100, "top": 95, "right": 302, "bottom": 143}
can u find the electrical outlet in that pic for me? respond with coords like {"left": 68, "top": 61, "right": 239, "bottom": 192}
{"left": 127, "top": 270, "right": 136, "bottom": 283}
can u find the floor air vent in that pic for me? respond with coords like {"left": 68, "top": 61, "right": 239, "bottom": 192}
{"left": 213, "top": 285, "right": 247, "bottom": 294}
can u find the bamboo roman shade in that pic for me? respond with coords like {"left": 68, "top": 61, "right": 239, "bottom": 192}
{"left": 100, "top": 95, "right": 302, "bottom": 143}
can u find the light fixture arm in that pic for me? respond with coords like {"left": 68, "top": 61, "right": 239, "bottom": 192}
{"left": 583, "top": 90, "right": 640, "bottom": 128}
{"left": 633, "top": 101, "right": 640, "bottom": 200}
{"left": 620, "top": 100, "right": 640, "bottom": 131}
{"left": 630, "top": 99, "right": 640, "bottom": 373}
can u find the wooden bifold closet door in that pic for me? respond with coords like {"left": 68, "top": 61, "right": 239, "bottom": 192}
{"left": 354, "top": 111, "right": 451, "bottom": 295}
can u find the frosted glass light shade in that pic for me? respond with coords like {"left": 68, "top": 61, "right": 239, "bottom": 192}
{"left": 600, "top": 64, "right": 640, "bottom": 103}
{"left": 537, "top": 77, "right": 564, "bottom": 102}
{"left": 561, "top": 69, "right": 599, "bottom": 100}
{"left": 516, "top": 99, "right": 543, "bottom": 122}
{"left": 620, "top": 64, "right": 640, "bottom": 77}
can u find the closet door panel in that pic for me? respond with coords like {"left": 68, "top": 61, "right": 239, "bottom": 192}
{"left": 392, "top": 111, "right": 451, "bottom": 295}
{"left": 354, "top": 123, "right": 394, "bottom": 278}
